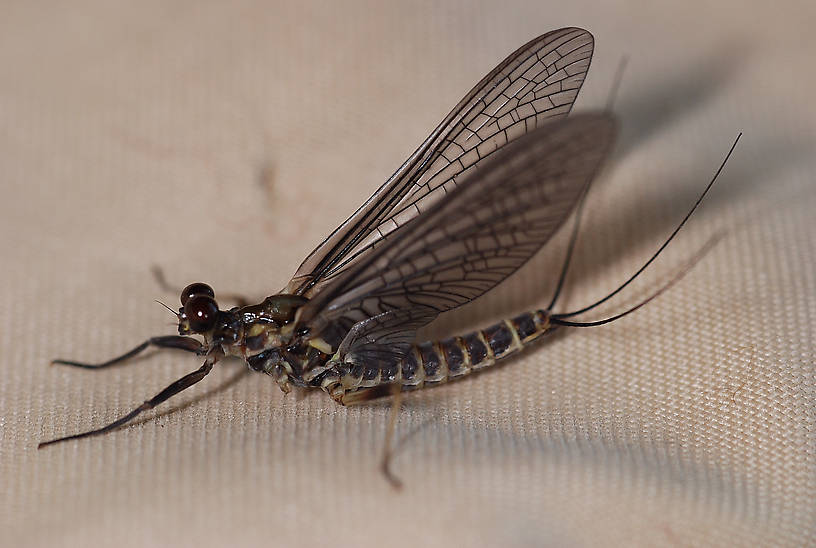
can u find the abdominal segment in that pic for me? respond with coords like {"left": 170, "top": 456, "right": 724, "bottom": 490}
{"left": 333, "top": 310, "right": 555, "bottom": 405}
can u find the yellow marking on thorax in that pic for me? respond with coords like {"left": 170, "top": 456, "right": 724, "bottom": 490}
{"left": 247, "top": 324, "right": 267, "bottom": 338}
{"left": 308, "top": 337, "right": 333, "bottom": 354}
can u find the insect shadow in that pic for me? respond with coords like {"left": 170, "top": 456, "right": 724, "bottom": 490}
{"left": 615, "top": 37, "right": 748, "bottom": 158}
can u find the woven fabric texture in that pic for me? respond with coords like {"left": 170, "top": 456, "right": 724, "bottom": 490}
{"left": 1, "top": 2, "right": 814, "bottom": 546}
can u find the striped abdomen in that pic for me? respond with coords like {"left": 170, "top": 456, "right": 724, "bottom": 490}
{"left": 337, "top": 309, "right": 555, "bottom": 404}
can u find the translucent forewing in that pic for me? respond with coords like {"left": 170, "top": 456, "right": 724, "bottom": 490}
{"left": 287, "top": 28, "right": 594, "bottom": 297}
{"left": 298, "top": 113, "right": 617, "bottom": 348}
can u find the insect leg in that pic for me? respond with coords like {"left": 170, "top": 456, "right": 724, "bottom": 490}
{"left": 38, "top": 358, "right": 216, "bottom": 448}
{"left": 380, "top": 385, "right": 403, "bottom": 490}
{"left": 52, "top": 336, "right": 204, "bottom": 369}
{"left": 331, "top": 381, "right": 405, "bottom": 488}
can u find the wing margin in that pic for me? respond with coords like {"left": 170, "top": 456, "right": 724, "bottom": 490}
{"left": 288, "top": 28, "right": 595, "bottom": 296}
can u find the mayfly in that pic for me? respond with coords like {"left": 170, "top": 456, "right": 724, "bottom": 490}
{"left": 39, "top": 28, "right": 739, "bottom": 484}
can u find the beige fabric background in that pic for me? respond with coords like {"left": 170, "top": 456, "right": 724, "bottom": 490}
{"left": 2, "top": 1, "right": 814, "bottom": 546}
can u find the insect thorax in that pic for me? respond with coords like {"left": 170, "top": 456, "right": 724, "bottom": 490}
{"left": 220, "top": 294, "right": 337, "bottom": 389}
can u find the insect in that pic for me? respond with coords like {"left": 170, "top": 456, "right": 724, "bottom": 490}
{"left": 39, "top": 28, "right": 739, "bottom": 486}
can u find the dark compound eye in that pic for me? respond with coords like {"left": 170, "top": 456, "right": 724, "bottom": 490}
{"left": 180, "top": 282, "right": 215, "bottom": 306}
{"left": 183, "top": 294, "right": 219, "bottom": 333}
